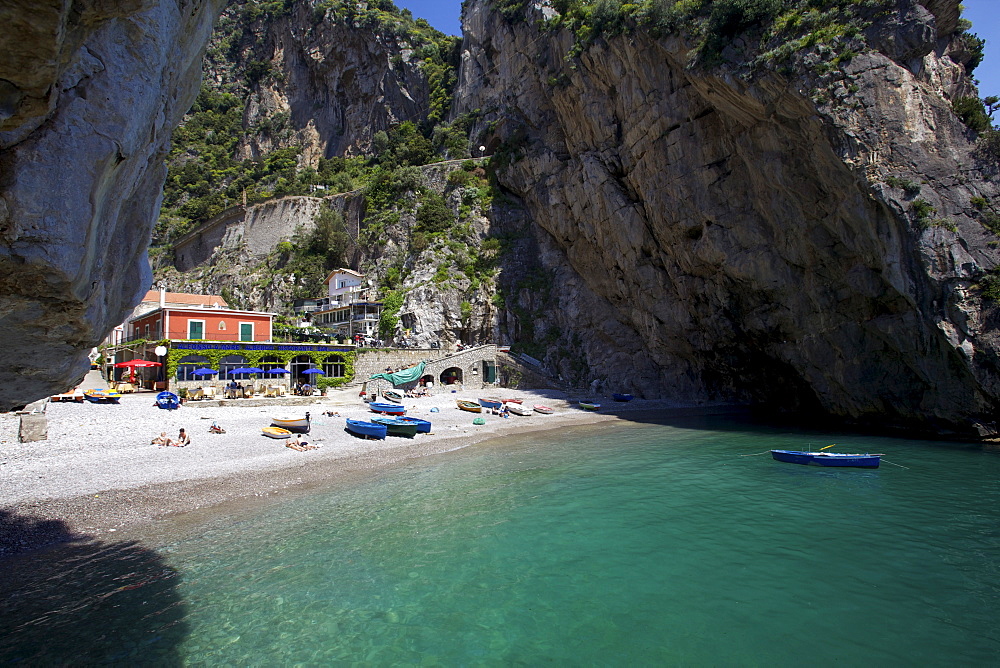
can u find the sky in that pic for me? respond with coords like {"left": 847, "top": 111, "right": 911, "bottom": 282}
{"left": 396, "top": 0, "right": 999, "bottom": 103}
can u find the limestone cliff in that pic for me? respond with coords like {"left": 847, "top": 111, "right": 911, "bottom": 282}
{"left": 0, "top": 0, "right": 224, "bottom": 410}
{"left": 456, "top": 0, "right": 1000, "bottom": 436}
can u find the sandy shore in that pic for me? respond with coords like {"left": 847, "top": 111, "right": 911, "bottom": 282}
{"left": 0, "top": 385, "right": 729, "bottom": 556}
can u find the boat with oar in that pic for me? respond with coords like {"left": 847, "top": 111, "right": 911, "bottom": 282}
{"left": 346, "top": 418, "right": 387, "bottom": 440}
{"left": 372, "top": 416, "right": 419, "bottom": 438}
{"left": 533, "top": 405, "right": 554, "bottom": 414}
{"left": 272, "top": 413, "right": 310, "bottom": 433}
{"left": 369, "top": 402, "right": 405, "bottom": 415}
{"left": 771, "top": 447, "right": 882, "bottom": 468}
{"left": 457, "top": 400, "right": 482, "bottom": 413}
{"left": 382, "top": 390, "right": 404, "bottom": 403}
{"left": 398, "top": 416, "right": 432, "bottom": 433}
{"left": 612, "top": 393, "right": 634, "bottom": 402}
{"left": 155, "top": 391, "right": 179, "bottom": 410}
{"left": 262, "top": 426, "right": 292, "bottom": 439}
{"left": 84, "top": 389, "right": 121, "bottom": 404}
{"left": 478, "top": 398, "right": 503, "bottom": 411}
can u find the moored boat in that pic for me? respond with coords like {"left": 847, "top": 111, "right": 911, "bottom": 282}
{"left": 457, "top": 400, "right": 483, "bottom": 413}
{"left": 155, "top": 391, "right": 179, "bottom": 410}
{"left": 346, "top": 418, "right": 388, "bottom": 440}
{"left": 398, "top": 416, "right": 432, "bottom": 433}
{"left": 262, "top": 426, "right": 292, "bottom": 439}
{"left": 478, "top": 398, "right": 502, "bottom": 410}
{"left": 369, "top": 402, "right": 405, "bottom": 415}
{"left": 533, "top": 404, "right": 553, "bottom": 414}
{"left": 612, "top": 393, "right": 634, "bottom": 402}
{"left": 770, "top": 449, "right": 881, "bottom": 468}
{"left": 371, "top": 416, "right": 419, "bottom": 438}
{"left": 84, "top": 389, "right": 121, "bottom": 404}
{"left": 579, "top": 401, "right": 601, "bottom": 411}
{"left": 506, "top": 403, "right": 532, "bottom": 416}
{"left": 272, "top": 413, "right": 311, "bottom": 433}
{"left": 382, "top": 390, "right": 404, "bottom": 403}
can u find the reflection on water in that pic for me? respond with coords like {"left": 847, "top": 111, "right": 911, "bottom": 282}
{"left": 3, "top": 416, "right": 1000, "bottom": 664}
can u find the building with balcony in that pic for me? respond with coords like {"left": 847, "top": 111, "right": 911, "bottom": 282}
{"left": 312, "top": 269, "right": 382, "bottom": 340}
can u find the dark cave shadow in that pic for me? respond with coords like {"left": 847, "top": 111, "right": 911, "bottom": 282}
{"left": 0, "top": 510, "right": 188, "bottom": 665}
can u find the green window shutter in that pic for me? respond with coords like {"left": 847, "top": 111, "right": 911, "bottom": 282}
{"left": 240, "top": 323, "right": 253, "bottom": 341}
{"left": 189, "top": 321, "right": 204, "bottom": 340}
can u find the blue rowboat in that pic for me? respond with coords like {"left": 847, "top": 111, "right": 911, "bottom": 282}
{"left": 398, "top": 416, "right": 432, "bottom": 433}
{"left": 770, "top": 450, "right": 881, "bottom": 468}
{"left": 371, "top": 416, "right": 419, "bottom": 438}
{"left": 612, "top": 393, "right": 634, "bottom": 402}
{"left": 369, "top": 402, "right": 405, "bottom": 415}
{"left": 478, "top": 398, "right": 503, "bottom": 410}
{"left": 155, "top": 391, "right": 179, "bottom": 410}
{"left": 346, "top": 419, "right": 387, "bottom": 440}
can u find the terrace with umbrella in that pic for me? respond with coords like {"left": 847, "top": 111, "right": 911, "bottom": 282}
{"left": 298, "top": 367, "right": 323, "bottom": 395}
{"left": 113, "top": 359, "right": 162, "bottom": 390}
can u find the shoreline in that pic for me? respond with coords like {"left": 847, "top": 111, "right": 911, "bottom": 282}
{"left": 0, "top": 389, "right": 737, "bottom": 557}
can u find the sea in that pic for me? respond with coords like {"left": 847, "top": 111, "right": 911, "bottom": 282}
{"left": 2, "top": 412, "right": 999, "bottom": 665}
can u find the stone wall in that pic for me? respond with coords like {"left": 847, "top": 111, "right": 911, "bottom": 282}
{"left": 358, "top": 345, "right": 498, "bottom": 394}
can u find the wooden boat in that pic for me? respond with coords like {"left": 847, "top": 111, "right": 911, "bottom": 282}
{"left": 272, "top": 413, "right": 311, "bottom": 433}
{"left": 382, "top": 390, "right": 404, "bottom": 403}
{"left": 533, "top": 404, "right": 553, "bottom": 414}
{"left": 346, "top": 418, "right": 387, "bottom": 440}
{"left": 369, "top": 402, "right": 405, "bottom": 415}
{"left": 372, "top": 416, "right": 419, "bottom": 438}
{"left": 51, "top": 390, "right": 84, "bottom": 402}
{"left": 612, "top": 393, "right": 634, "bottom": 402}
{"left": 84, "top": 389, "right": 121, "bottom": 404}
{"left": 501, "top": 398, "right": 523, "bottom": 404}
{"left": 478, "top": 398, "right": 503, "bottom": 410}
{"left": 399, "top": 416, "right": 432, "bottom": 433}
{"left": 262, "top": 426, "right": 292, "bottom": 439}
{"left": 457, "top": 400, "right": 483, "bottom": 413}
{"left": 770, "top": 449, "right": 881, "bottom": 468}
{"left": 579, "top": 401, "right": 601, "bottom": 411}
{"left": 506, "top": 403, "right": 532, "bottom": 416}
{"left": 155, "top": 391, "right": 180, "bottom": 410}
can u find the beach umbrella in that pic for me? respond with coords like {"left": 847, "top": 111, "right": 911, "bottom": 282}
{"left": 191, "top": 368, "right": 217, "bottom": 376}
{"left": 264, "top": 368, "right": 290, "bottom": 375}
{"left": 301, "top": 368, "right": 324, "bottom": 375}
{"left": 114, "top": 359, "right": 162, "bottom": 383}
{"left": 227, "top": 367, "right": 266, "bottom": 376}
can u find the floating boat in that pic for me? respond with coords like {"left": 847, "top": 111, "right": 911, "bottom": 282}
{"left": 346, "top": 418, "right": 388, "bottom": 440}
{"left": 612, "top": 393, "right": 634, "bottom": 402}
{"left": 478, "top": 398, "right": 503, "bottom": 410}
{"left": 398, "top": 416, "right": 432, "bottom": 433}
{"left": 382, "top": 390, "right": 404, "bottom": 403}
{"left": 262, "top": 426, "right": 292, "bottom": 439}
{"left": 533, "top": 404, "right": 554, "bottom": 414}
{"left": 155, "top": 391, "right": 180, "bottom": 410}
{"left": 272, "top": 413, "right": 311, "bottom": 433}
{"left": 369, "top": 402, "right": 405, "bottom": 415}
{"left": 457, "top": 400, "right": 483, "bottom": 413}
{"left": 372, "top": 416, "right": 419, "bottom": 438}
{"left": 770, "top": 449, "right": 882, "bottom": 468}
{"left": 579, "top": 401, "right": 601, "bottom": 411}
{"left": 84, "top": 389, "right": 121, "bottom": 404}
{"left": 506, "top": 403, "right": 532, "bottom": 416}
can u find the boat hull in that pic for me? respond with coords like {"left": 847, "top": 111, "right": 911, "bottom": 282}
{"left": 372, "top": 417, "right": 419, "bottom": 438}
{"left": 382, "top": 390, "right": 403, "bottom": 403}
{"left": 457, "top": 400, "right": 482, "bottom": 413}
{"left": 579, "top": 402, "right": 600, "bottom": 411}
{"left": 346, "top": 419, "right": 387, "bottom": 440}
{"left": 272, "top": 414, "right": 310, "bottom": 433}
{"left": 369, "top": 402, "right": 405, "bottom": 415}
{"left": 262, "top": 426, "right": 292, "bottom": 439}
{"left": 156, "top": 391, "right": 179, "bottom": 410}
{"left": 770, "top": 450, "right": 880, "bottom": 468}
{"left": 612, "top": 393, "right": 634, "bottom": 402}
{"left": 507, "top": 403, "right": 532, "bottom": 416}
{"left": 478, "top": 398, "right": 502, "bottom": 410}
{"left": 533, "top": 405, "right": 553, "bottom": 414}
{"left": 84, "top": 389, "right": 121, "bottom": 404}
{"left": 399, "top": 416, "right": 432, "bottom": 433}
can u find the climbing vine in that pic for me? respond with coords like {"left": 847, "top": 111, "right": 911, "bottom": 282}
{"left": 166, "top": 346, "right": 356, "bottom": 388}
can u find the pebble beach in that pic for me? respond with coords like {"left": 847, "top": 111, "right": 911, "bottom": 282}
{"left": 0, "top": 383, "right": 711, "bottom": 556}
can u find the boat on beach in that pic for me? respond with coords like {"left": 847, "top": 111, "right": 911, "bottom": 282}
{"left": 398, "top": 416, "right": 432, "bottom": 433}
{"left": 382, "top": 390, "right": 404, "bottom": 403}
{"left": 501, "top": 398, "right": 523, "bottom": 404}
{"left": 612, "top": 393, "right": 634, "bottom": 402}
{"left": 506, "top": 403, "right": 532, "bottom": 416}
{"left": 770, "top": 449, "right": 881, "bottom": 468}
{"left": 372, "top": 416, "right": 419, "bottom": 438}
{"left": 346, "top": 418, "right": 388, "bottom": 440}
{"left": 579, "top": 401, "right": 601, "bottom": 411}
{"left": 533, "top": 405, "right": 553, "bottom": 414}
{"left": 457, "top": 400, "right": 483, "bottom": 413}
{"left": 262, "top": 426, "right": 292, "bottom": 439}
{"left": 84, "top": 389, "right": 121, "bottom": 404}
{"left": 369, "top": 402, "right": 405, "bottom": 415}
{"left": 478, "top": 398, "right": 503, "bottom": 410}
{"left": 272, "top": 413, "right": 310, "bottom": 432}
{"left": 155, "top": 391, "right": 179, "bottom": 410}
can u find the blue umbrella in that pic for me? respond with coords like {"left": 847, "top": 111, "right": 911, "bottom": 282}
{"left": 228, "top": 367, "right": 266, "bottom": 375}
{"left": 191, "top": 368, "right": 217, "bottom": 376}
{"left": 301, "top": 368, "right": 324, "bottom": 375}
{"left": 264, "top": 368, "right": 290, "bottom": 375}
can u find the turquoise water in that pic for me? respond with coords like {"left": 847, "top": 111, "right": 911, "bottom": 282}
{"left": 3, "top": 415, "right": 1000, "bottom": 665}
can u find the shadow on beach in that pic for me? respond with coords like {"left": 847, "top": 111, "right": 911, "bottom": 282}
{"left": 0, "top": 510, "right": 188, "bottom": 664}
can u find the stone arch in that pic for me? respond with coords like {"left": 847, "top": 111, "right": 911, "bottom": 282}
{"left": 440, "top": 367, "right": 462, "bottom": 386}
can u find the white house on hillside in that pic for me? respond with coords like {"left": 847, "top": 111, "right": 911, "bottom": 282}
{"left": 313, "top": 268, "right": 382, "bottom": 340}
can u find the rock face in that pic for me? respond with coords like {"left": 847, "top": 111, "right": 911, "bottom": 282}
{"left": 456, "top": 0, "right": 1000, "bottom": 436}
{"left": 0, "top": 0, "right": 224, "bottom": 410}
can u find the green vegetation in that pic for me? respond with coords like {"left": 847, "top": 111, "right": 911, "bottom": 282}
{"left": 884, "top": 175, "right": 921, "bottom": 196}
{"left": 378, "top": 290, "right": 405, "bottom": 339}
{"left": 911, "top": 198, "right": 935, "bottom": 229}
{"left": 977, "top": 269, "right": 1000, "bottom": 302}
{"left": 279, "top": 204, "right": 351, "bottom": 299}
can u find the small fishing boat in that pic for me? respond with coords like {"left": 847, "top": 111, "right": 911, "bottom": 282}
{"left": 612, "top": 393, "right": 634, "bottom": 402}
{"left": 579, "top": 400, "right": 600, "bottom": 411}
{"left": 506, "top": 403, "right": 532, "bottom": 416}
{"left": 372, "top": 416, "right": 419, "bottom": 438}
{"left": 478, "top": 398, "right": 503, "bottom": 410}
{"left": 262, "top": 426, "right": 292, "bottom": 439}
{"left": 155, "top": 391, "right": 180, "bottom": 410}
{"left": 84, "top": 389, "right": 121, "bottom": 404}
{"left": 770, "top": 449, "right": 881, "bottom": 468}
{"left": 369, "top": 402, "right": 405, "bottom": 415}
{"left": 533, "top": 404, "right": 553, "bottom": 414}
{"left": 272, "top": 413, "right": 311, "bottom": 433}
{"left": 382, "top": 390, "right": 404, "bottom": 403}
{"left": 501, "top": 398, "right": 523, "bottom": 404}
{"left": 346, "top": 418, "right": 388, "bottom": 440}
{"left": 457, "top": 400, "right": 483, "bottom": 413}
{"left": 398, "top": 416, "right": 432, "bottom": 433}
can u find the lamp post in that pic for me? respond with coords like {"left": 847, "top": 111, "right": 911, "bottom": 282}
{"left": 155, "top": 345, "right": 167, "bottom": 389}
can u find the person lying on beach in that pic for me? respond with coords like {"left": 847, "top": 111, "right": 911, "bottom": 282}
{"left": 151, "top": 432, "right": 168, "bottom": 446}
{"left": 286, "top": 434, "right": 318, "bottom": 451}
{"left": 323, "top": 410, "right": 340, "bottom": 417}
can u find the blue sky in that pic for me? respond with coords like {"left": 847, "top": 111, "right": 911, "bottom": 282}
{"left": 396, "top": 0, "right": 998, "bottom": 102}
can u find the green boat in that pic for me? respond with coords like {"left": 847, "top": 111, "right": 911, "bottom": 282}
{"left": 372, "top": 416, "right": 419, "bottom": 438}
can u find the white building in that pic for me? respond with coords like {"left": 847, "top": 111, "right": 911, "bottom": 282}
{"left": 313, "top": 268, "right": 382, "bottom": 340}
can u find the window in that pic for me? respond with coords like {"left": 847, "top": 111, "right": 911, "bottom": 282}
{"left": 188, "top": 320, "right": 205, "bottom": 340}
{"left": 323, "top": 355, "right": 346, "bottom": 378}
{"left": 239, "top": 322, "right": 253, "bottom": 342}
{"left": 175, "top": 355, "right": 210, "bottom": 381}
{"left": 144, "top": 324, "right": 150, "bottom": 338}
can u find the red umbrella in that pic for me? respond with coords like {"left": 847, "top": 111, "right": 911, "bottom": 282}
{"left": 114, "top": 359, "right": 162, "bottom": 383}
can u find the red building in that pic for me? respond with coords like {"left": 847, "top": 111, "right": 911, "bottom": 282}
{"left": 128, "top": 305, "right": 273, "bottom": 343}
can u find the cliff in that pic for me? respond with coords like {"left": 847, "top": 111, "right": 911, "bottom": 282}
{"left": 0, "top": 0, "right": 224, "bottom": 410}
{"left": 456, "top": 0, "right": 1000, "bottom": 436}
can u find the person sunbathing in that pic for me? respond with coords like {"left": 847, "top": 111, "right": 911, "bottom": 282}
{"left": 170, "top": 428, "right": 190, "bottom": 447}
{"left": 286, "top": 434, "right": 317, "bottom": 451}
{"left": 151, "top": 432, "right": 168, "bottom": 446}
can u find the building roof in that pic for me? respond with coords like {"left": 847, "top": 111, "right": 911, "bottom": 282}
{"left": 323, "top": 268, "right": 365, "bottom": 285}
{"left": 130, "top": 305, "right": 276, "bottom": 322}
{"left": 141, "top": 290, "right": 229, "bottom": 308}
